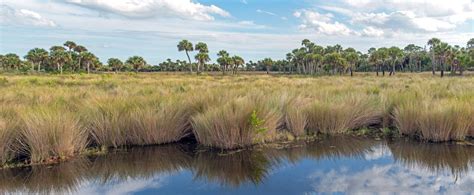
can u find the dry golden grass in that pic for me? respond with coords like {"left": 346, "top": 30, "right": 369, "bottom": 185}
{"left": 18, "top": 106, "right": 88, "bottom": 163}
{"left": 0, "top": 73, "right": 472, "bottom": 165}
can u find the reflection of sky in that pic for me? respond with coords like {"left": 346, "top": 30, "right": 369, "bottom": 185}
{"left": 75, "top": 174, "right": 170, "bottom": 195}
{"left": 5, "top": 143, "right": 474, "bottom": 194}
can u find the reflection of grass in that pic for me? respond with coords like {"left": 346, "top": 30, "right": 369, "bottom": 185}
{"left": 0, "top": 74, "right": 473, "bottom": 166}
{"left": 0, "top": 136, "right": 472, "bottom": 193}
{"left": 388, "top": 140, "right": 474, "bottom": 176}
{"left": 192, "top": 150, "right": 275, "bottom": 187}
{"left": 304, "top": 136, "right": 378, "bottom": 160}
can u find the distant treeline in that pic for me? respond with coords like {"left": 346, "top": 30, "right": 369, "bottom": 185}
{"left": 1, "top": 38, "right": 473, "bottom": 76}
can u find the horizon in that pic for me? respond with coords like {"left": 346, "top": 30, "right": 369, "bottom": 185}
{"left": 1, "top": 0, "right": 473, "bottom": 64}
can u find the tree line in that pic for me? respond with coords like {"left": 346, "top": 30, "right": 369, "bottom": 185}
{"left": 1, "top": 38, "right": 473, "bottom": 76}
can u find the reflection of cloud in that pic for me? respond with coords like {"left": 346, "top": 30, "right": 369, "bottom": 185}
{"left": 76, "top": 174, "right": 169, "bottom": 195}
{"left": 364, "top": 144, "right": 391, "bottom": 160}
{"left": 309, "top": 163, "right": 474, "bottom": 194}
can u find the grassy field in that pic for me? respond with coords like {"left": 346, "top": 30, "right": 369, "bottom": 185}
{"left": 0, "top": 72, "right": 473, "bottom": 166}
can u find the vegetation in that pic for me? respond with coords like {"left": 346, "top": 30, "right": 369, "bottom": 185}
{"left": 0, "top": 73, "right": 472, "bottom": 167}
{"left": 2, "top": 38, "right": 472, "bottom": 75}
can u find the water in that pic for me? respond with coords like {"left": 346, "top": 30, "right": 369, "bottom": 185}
{"left": 1, "top": 137, "right": 473, "bottom": 194}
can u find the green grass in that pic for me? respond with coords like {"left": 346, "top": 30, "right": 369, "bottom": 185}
{"left": 0, "top": 73, "right": 473, "bottom": 166}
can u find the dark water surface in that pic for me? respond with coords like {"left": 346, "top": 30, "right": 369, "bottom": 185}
{"left": 1, "top": 137, "right": 473, "bottom": 194}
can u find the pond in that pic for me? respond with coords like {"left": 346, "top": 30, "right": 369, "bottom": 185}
{"left": 1, "top": 137, "right": 473, "bottom": 194}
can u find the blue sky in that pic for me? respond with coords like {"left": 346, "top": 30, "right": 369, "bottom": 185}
{"left": 1, "top": 0, "right": 473, "bottom": 64}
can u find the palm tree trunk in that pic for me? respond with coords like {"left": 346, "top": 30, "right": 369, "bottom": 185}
{"left": 431, "top": 51, "right": 436, "bottom": 75}
{"left": 87, "top": 62, "right": 90, "bottom": 74}
{"left": 38, "top": 61, "right": 42, "bottom": 72}
{"left": 350, "top": 64, "right": 353, "bottom": 77}
{"left": 185, "top": 50, "right": 192, "bottom": 73}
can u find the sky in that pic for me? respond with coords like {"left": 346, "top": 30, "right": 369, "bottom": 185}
{"left": 0, "top": 0, "right": 473, "bottom": 64}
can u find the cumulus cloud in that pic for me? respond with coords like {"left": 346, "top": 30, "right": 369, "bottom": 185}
{"left": 325, "top": 0, "right": 472, "bottom": 35}
{"left": 65, "top": 0, "right": 230, "bottom": 21}
{"left": 0, "top": 4, "right": 56, "bottom": 27}
{"left": 294, "top": 9, "right": 354, "bottom": 36}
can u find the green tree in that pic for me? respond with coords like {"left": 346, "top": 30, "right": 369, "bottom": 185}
{"left": 3, "top": 53, "right": 21, "bottom": 71}
{"left": 177, "top": 40, "right": 194, "bottom": 73}
{"left": 217, "top": 50, "right": 230, "bottom": 75}
{"left": 388, "top": 46, "right": 403, "bottom": 76}
{"left": 24, "top": 48, "right": 48, "bottom": 72}
{"left": 49, "top": 46, "right": 69, "bottom": 74}
{"left": 107, "top": 58, "right": 124, "bottom": 73}
{"left": 434, "top": 42, "right": 451, "bottom": 77}
{"left": 73, "top": 45, "right": 88, "bottom": 71}
{"left": 194, "top": 42, "right": 209, "bottom": 74}
{"left": 427, "top": 38, "right": 441, "bottom": 75}
{"left": 232, "top": 55, "right": 244, "bottom": 74}
{"left": 262, "top": 58, "right": 273, "bottom": 74}
{"left": 126, "top": 56, "right": 147, "bottom": 73}
{"left": 344, "top": 50, "right": 358, "bottom": 77}
{"left": 81, "top": 52, "right": 97, "bottom": 74}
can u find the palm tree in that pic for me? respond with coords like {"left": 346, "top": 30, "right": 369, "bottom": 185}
{"left": 194, "top": 42, "right": 209, "bottom": 74}
{"left": 435, "top": 42, "right": 451, "bottom": 77}
{"left": 427, "top": 38, "right": 441, "bottom": 75}
{"left": 262, "top": 58, "right": 273, "bottom": 74}
{"left": 232, "top": 55, "right": 245, "bottom": 74}
{"left": 107, "top": 58, "right": 123, "bottom": 73}
{"left": 3, "top": 53, "right": 21, "bottom": 71}
{"left": 177, "top": 40, "right": 194, "bottom": 73}
{"left": 217, "top": 50, "right": 230, "bottom": 75}
{"left": 24, "top": 48, "right": 48, "bottom": 72}
{"left": 195, "top": 53, "right": 210, "bottom": 74}
{"left": 126, "top": 56, "right": 146, "bottom": 73}
{"left": 63, "top": 41, "right": 77, "bottom": 51}
{"left": 344, "top": 49, "right": 358, "bottom": 76}
{"left": 73, "top": 45, "right": 88, "bottom": 71}
{"left": 49, "top": 49, "right": 69, "bottom": 74}
{"left": 467, "top": 38, "right": 474, "bottom": 49}
{"left": 81, "top": 52, "right": 97, "bottom": 74}
{"left": 388, "top": 46, "right": 403, "bottom": 76}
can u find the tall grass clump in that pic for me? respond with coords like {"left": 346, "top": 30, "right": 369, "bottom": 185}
{"left": 192, "top": 94, "right": 282, "bottom": 149}
{"left": 0, "top": 110, "right": 19, "bottom": 164}
{"left": 305, "top": 95, "right": 382, "bottom": 134}
{"left": 18, "top": 107, "right": 88, "bottom": 163}
{"left": 283, "top": 96, "right": 310, "bottom": 137}
{"left": 393, "top": 101, "right": 421, "bottom": 137}
{"left": 127, "top": 99, "right": 194, "bottom": 146}
{"left": 83, "top": 98, "right": 135, "bottom": 148}
{"left": 417, "top": 102, "right": 472, "bottom": 142}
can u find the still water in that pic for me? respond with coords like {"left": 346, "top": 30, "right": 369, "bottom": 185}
{"left": 1, "top": 137, "right": 473, "bottom": 194}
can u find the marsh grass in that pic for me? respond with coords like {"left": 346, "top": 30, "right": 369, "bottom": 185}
{"left": 0, "top": 73, "right": 473, "bottom": 166}
{"left": 192, "top": 94, "right": 282, "bottom": 149}
{"left": 18, "top": 106, "right": 88, "bottom": 163}
{"left": 306, "top": 95, "right": 382, "bottom": 134}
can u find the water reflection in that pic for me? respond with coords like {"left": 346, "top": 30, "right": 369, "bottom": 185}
{"left": 389, "top": 139, "right": 474, "bottom": 176}
{"left": 0, "top": 137, "right": 472, "bottom": 194}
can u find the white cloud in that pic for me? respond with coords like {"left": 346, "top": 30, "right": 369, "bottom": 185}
{"left": 65, "top": 0, "right": 230, "bottom": 21}
{"left": 0, "top": 4, "right": 56, "bottom": 27}
{"left": 294, "top": 9, "right": 354, "bottom": 36}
